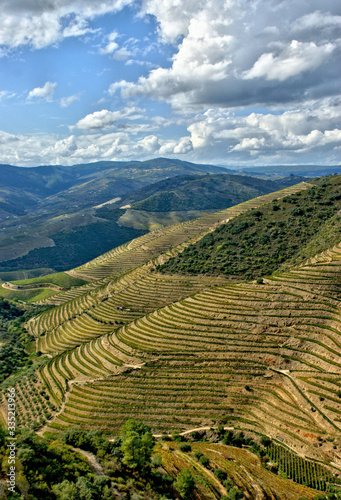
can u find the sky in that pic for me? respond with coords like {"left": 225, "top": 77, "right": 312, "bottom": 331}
{"left": 0, "top": 0, "right": 340, "bottom": 167}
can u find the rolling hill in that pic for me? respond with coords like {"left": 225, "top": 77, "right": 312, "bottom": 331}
{"left": 0, "top": 159, "right": 304, "bottom": 274}
{"left": 0, "top": 158, "right": 228, "bottom": 273}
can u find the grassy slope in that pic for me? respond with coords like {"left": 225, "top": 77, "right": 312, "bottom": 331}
{"left": 9, "top": 272, "right": 87, "bottom": 287}
{"left": 157, "top": 174, "right": 341, "bottom": 279}
{"left": 0, "top": 272, "right": 87, "bottom": 303}
{"left": 0, "top": 287, "right": 58, "bottom": 302}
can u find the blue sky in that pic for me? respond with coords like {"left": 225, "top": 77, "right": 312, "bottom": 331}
{"left": 0, "top": 0, "right": 340, "bottom": 167}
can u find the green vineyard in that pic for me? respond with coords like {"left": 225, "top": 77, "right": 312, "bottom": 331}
{"left": 267, "top": 442, "right": 336, "bottom": 490}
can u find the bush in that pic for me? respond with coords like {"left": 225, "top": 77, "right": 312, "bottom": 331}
{"left": 226, "top": 487, "right": 244, "bottom": 500}
{"left": 194, "top": 451, "right": 203, "bottom": 460}
{"left": 151, "top": 455, "right": 162, "bottom": 467}
{"left": 174, "top": 470, "right": 195, "bottom": 499}
{"left": 199, "top": 455, "right": 209, "bottom": 467}
{"left": 214, "top": 468, "right": 227, "bottom": 481}
{"left": 178, "top": 443, "right": 191, "bottom": 452}
{"left": 190, "top": 431, "right": 201, "bottom": 441}
{"left": 260, "top": 436, "right": 272, "bottom": 447}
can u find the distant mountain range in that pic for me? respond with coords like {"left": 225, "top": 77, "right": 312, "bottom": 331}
{"left": 0, "top": 158, "right": 227, "bottom": 218}
{"left": 0, "top": 157, "right": 321, "bottom": 275}
{"left": 240, "top": 164, "right": 341, "bottom": 177}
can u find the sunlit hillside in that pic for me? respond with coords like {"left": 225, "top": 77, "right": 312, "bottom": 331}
{"left": 1, "top": 176, "right": 341, "bottom": 499}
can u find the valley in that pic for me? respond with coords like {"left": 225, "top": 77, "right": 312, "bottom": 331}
{"left": 0, "top": 159, "right": 307, "bottom": 274}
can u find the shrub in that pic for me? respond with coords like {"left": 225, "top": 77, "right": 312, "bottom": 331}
{"left": 178, "top": 443, "right": 191, "bottom": 452}
{"left": 260, "top": 436, "right": 272, "bottom": 447}
{"left": 174, "top": 470, "right": 195, "bottom": 499}
{"left": 214, "top": 468, "right": 227, "bottom": 481}
{"left": 199, "top": 455, "right": 209, "bottom": 467}
{"left": 151, "top": 455, "right": 162, "bottom": 467}
{"left": 190, "top": 431, "right": 201, "bottom": 441}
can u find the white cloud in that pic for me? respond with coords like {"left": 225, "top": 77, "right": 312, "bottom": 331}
{"left": 292, "top": 10, "right": 341, "bottom": 33}
{"left": 46, "top": 135, "right": 78, "bottom": 157}
{"left": 28, "top": 81, "right": 57, "bottom": 100}
{"left": 139, "top": 0, "right": 205, "bottom": 43}
{"left": 0, "top": 0, "right": 133, "bottom": 51}
{"left": 99, "top": 31, "right": 119, "bottom": 55}
{"left": 185, "top": 98, "right": 341, "bottom": 162}
{"left": 60, "top": 94, "right": 79, "bottom": 107}
{"left": 112, "top": 0, "right": 341, "bottom": 111}
{"left": 99, "top": 41, "right": 119, "bottom": 55}
{"left": 0, "top": 90, "right": 16, "bottom": 101}
{"left": 0, "top": 130, "right": 19, "bottom": 145}
{"left": 242, "top": 40, "right": 335, "bottom": 81}
{"left": 0, "top": 97, "right": 339, "bottom": 167}
{"left": 75, "top": 107, "right": 144, "bottom": 130}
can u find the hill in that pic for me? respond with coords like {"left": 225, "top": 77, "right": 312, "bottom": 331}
{"left": 0, "top": 160, "right": 303, "bottom": 273}
{"left": 157, "top": 174, "right": 341, "bottom": 279}
{"left": 240, "top": 164, "right": 341, "bottom": 178}
{"left": 125, "top": 173, "right": 305, "bottom": 212}
{"left": 0, "top": 158, "right": 227, "bottom": 218}
{"left": 0, "top": 176, "right": 340, "bottom": 499}
{"left": 0, "top": 158, "right": 228, "bottom": 273}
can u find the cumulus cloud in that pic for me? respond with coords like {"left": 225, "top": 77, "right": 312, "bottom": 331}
{"left": 292, "top": 10, "right": 341, "bottom": 35}
{"left": 0, "top": 0, "right": 133, "bottom": 51}
{"left": 0, "top": 130, "right": 19, "bottom": 145}
{"left": 43, "top": 135, "right": 78, "bottom": 157}
{"left": 99, "top": 31, "right": 119, "bottom": 55}
{"left": 242, "top": 40, "right": 335, "bottom": 81}
{"left": 112, "top": 0, "right": 341, "bottom": 111}
{"left": 0, "top": 97, "right": 339, "bottom": 167}
{"left": 185, "top": 98, "right": 341, "bottom": 163}
{"left": 75, "top": 107, "right": 144, "bottom": 130}
{"left": 1, "top": 0, "right": 340, "bottom": 167}
{"left": 28, "top": 81, "right": 57, "bottom": 100}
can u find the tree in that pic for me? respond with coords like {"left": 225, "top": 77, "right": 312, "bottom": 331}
{"left": 53, "top": 480, "right": 78, "bottom": 500}
{"left": 174, "top": 470, "right": 195, "bottom": 499}
{"left": 120, "top": 419, "right": 155, "bottom": 470}
{"left": 76, "top": 476, "right": 95, "bottom": 500}
{"left": 260, "top": 436, "right": 272, "bottom": 447}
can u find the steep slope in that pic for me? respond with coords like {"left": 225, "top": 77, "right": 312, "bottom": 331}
{"left": 40, "top": 248, "right": 341, "bottom": 463}
{"left": 158, "top": 174, "right": 341, "bottom": 279}
{"left": 1, "top": 176, "right": 341, "bottom": 497}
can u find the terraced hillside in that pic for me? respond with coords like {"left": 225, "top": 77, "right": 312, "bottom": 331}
{"left": 1, "top": 176, "right": 341, "bottom": 498}
{"left": 38, "top": 246, "right": 341, "bottom": 466}
{"left": 33, "top": 181, "right": 310, "bottom": 290}
{"left": 159, "top": 440, "right": 322, "bottom": 499}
